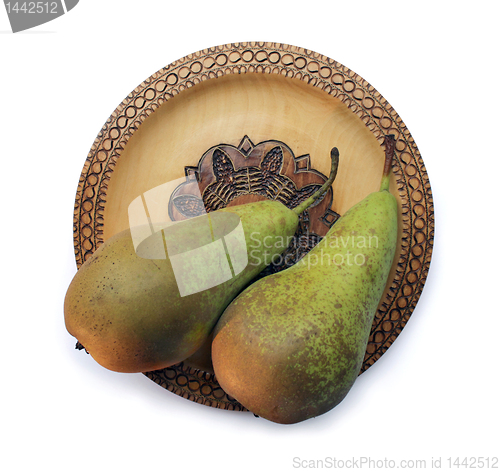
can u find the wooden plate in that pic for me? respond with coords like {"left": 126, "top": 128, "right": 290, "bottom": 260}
{"left": 73, "top": 42, "right": 434, "bottom": 411}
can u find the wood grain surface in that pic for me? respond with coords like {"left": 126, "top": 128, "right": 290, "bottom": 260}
{"left": 73, "top": 42, "right": 434, "bottom": 410}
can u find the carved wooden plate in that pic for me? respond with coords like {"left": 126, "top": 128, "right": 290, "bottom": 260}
{"left": 73, "top": 42, "right": 434, "bottom": 411}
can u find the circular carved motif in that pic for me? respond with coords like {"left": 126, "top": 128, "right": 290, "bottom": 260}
{"left": 73, "top": 42, "right": 434, "bottom": 411}
{"left": 168, "top": 136, "right": 338, "bottom": 278}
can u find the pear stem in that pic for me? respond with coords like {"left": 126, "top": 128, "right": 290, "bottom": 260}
{"left": 380, "top": 134, "right": 396, "bottom": 192}
{"left": 293, "top": 147, "right": 339, "bottom": 215}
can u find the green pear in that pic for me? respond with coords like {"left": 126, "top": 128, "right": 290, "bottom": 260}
{"left": 211, "top": 135, "right": 398, "bottom": 424}
{"left": 64, "top": 148, "right": 339, "bottom": 373}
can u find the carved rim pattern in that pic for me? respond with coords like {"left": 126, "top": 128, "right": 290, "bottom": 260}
{"left": 73, "top": 42, "right": 434, "bottom": 410}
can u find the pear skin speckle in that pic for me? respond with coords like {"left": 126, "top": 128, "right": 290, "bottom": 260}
{"left": 212, "top": 190, "right": 398, "bottom": 424}
{"left": 64, "top": 200, "right": 301, "bottom": 373}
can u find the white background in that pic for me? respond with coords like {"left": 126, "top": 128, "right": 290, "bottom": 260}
{"left": 2, "top": 1, "right": 499, "bottom": 471}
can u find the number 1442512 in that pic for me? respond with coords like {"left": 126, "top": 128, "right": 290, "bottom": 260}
{"left": 448, "top": 457, "right": 499, "bottom": 468}
{"left": 5, "top": 2, "right": 59, "bottom": 14}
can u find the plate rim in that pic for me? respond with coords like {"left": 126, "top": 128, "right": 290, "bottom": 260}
{"left": 72, "top": 41, "right": 434, "bottom": 409}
